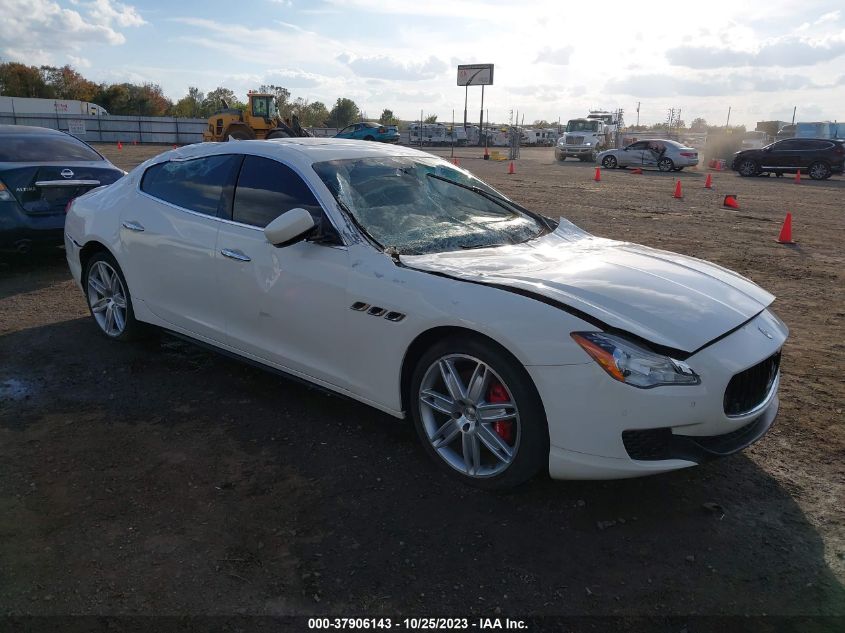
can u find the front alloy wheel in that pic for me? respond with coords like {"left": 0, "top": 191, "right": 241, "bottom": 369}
{"left": 410, "top": 337, "right": 548, "bottom": 489}
{"left": 738, "top": 158, "right": 759, "bottom": 177}
{"left": 602, "top": 155, "right": 618, "bottom": 169}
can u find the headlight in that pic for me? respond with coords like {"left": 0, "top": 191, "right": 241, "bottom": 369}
{"left": 571, "top": 332, "right": 700, "bottom": 388}
{"left": 584, "top": 142, "right": 592, "bottom": 146}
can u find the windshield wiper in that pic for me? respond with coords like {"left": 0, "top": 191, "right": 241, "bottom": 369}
{"left": 426, "top": 173, "right": 556, "bottom": 231}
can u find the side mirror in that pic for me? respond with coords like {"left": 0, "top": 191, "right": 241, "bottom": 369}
{"left": 264, "top": 208, "right": 315, "bottom": 247}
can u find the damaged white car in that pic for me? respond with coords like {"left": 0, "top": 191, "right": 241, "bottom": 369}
{"left": 65, "top": 139, "right": 787, "bottom": 489}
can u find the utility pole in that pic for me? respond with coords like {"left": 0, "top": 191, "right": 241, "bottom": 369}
{"left": 791, "top": 106, "right": 796, "bottom": 125}
{"left": 725, "top": 106, "right": 731, "bottom": 128}
{"left": 463, "top": 85, "right": 468, "bottom": 130}
{"left": 478, "top": 85, "right": 485, "bottom": 147}
{"left": 636, "top": 101, "right": 640, "bottom": 128}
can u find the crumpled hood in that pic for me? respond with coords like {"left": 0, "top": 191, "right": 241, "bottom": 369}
{"left": 400, "top": 220, "right": 774, "bottom": 353}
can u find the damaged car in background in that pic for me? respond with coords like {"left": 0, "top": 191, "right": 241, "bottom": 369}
{"left": 64, "top": 139, "right": 787, "bottom": 489}
{"left": 597, "top": 139, "right": 699, "bottom": 172}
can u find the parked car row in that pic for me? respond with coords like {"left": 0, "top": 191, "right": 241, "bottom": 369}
{"left": 554, "top": 133, "right": 844, "bottom": 180}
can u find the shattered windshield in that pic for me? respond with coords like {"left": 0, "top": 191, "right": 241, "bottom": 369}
{"left": 566, "top": 120, "right": 600, "bottom": 133}
{"left": 312, "top": 156, "right": 547, "bottom": 255}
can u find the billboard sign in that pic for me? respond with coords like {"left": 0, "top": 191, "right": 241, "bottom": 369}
{"left": 457, "top": 64, "right": 494, "bottom": 86}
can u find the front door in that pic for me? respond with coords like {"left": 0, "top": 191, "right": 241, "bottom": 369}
{"left": 620, "top": 141, "right": 647, "bottom": 167}
{"left": 215, "top": 155, "right": 352, "bottom": 388}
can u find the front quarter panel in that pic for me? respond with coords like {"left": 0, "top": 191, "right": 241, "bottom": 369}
{"left": 341, "top": 244, "right": 592, "bottom": 413}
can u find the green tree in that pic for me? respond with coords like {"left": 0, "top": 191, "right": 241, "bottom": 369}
{"left": 379, "top": 108, "right": 399, "bottom": 125}
{"left": 40, "top": 65, "right": 98, "bottom": 101}
{"left": 202, "top": 87, "right": 245, "bottom": 115}
{"left": 328, "top": 97, "right": 360, "bottom": 128}
{"left": 0, "top": 62, "right": 50, "bottom": 97}
{"left": 689, "top": 117, "right": 708, "bottom": 131}
{"left": 172, "top": 86, "right": 205, "bottom": 118}
{"left": 424, "top": 114, "right": 438, "bottom": 123}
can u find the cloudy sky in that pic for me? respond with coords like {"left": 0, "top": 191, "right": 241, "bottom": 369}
{"left": 2, "top": 0, "right": 845, "bottom": 126}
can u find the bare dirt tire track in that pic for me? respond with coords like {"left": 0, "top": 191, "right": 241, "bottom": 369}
{"left": 0, "top": 145, "right": 843, "bottom": 618}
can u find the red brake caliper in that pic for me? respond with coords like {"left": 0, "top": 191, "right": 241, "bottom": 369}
{"left": 487, "top": 381, "right": 514, "bottom": 444}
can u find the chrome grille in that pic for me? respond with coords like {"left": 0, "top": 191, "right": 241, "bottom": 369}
{"left": 723, "top": 351, "right": 781, "bottom": 417}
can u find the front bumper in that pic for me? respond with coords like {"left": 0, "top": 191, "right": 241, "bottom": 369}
{"left": 559, "top": 146, "right": 595, "bottom": 156}
{"left": 529, "top": 309, "right": 787, "bottom": 480}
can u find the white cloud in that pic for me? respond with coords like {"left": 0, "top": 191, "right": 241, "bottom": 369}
{"left": 337, "top": 53, "right": 447, "bottom": 80}
{"left": 0, "top": 0, "right": 144, "bottom": 65}
{"left": 666, "top": 35, "right": 845, "bottom": 68}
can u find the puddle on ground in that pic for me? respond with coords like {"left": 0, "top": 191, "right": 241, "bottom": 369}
{"left": 0, "top": 378, "right": 33, "bottom": 401}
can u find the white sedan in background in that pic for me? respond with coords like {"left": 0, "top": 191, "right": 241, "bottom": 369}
{"left": 65, "top": 139, "right": 785, "bottom": 489}
{"left": 597, "top": 139, "right": 699, "bottom": 172}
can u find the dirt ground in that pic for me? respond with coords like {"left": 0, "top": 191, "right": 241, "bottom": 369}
{"left": 1, "top": 144, "right": 843, "bottom": 621}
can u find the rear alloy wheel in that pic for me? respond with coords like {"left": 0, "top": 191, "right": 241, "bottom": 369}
{"left": 84, "top": 252, "right": 142, "bottom": 341}
{"left": 808, "top": 162, "right": 831, "bottom": 180}
{"left": 602, "top": 155, "right": 618, "bottom": 169}
{"left": 410, "top": 337, "right": 548, "bottom": 490}
{"left": 737, "top": 158, "right": 759, "bottom": 177}
{"left": 658, "top": 157, "right": 675, "bottom": 172}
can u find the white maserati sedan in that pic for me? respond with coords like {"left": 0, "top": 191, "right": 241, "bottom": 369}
{"left": 64, "top": 139, "right": 786, "bottom": 489}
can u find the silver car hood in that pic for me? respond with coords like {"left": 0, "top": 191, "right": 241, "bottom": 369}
{"left": 400, "top": 220, "right": 774, "bottom": 353}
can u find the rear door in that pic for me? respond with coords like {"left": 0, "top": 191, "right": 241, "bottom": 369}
{"left": 215, "top": 155, "right": 351, "bottom": 387}
{"left": 122, "top": 153, "right": 242, "bottom": 340}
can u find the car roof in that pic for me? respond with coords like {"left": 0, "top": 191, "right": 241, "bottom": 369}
{"left": 158, "top": 138, "right": 434, "bottom": 168}
{"left": 0, "top": 124, "right": 66, "bottom": 136}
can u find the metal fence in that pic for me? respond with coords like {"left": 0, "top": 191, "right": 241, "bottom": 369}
{"left": 0, "top": 112, "right": 208, "bottom": 144}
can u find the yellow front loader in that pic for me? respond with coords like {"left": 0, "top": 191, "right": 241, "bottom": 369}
{"left": 203, "top": 92, "right": 310, "bottom": 142}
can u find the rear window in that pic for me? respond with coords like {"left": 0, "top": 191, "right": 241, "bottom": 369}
{"left": 0, "top": 135, "right": 103, "bottom": 162}
{"left": 141, "top": 155, "right": 242, "bottom": 217}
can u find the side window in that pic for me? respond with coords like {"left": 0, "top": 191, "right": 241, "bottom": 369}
{"left": 806, "top": 140, "right": 831, "bottom": 150}
{"left": 774, "top": 140, "right": 801, "bottom": 151}
{"left": 141, "top": 155, "right": 241, "bottom": 216}
{"left": 233, "top": 155, "right": 323, "bottom": 228}
{"left": 629, "top": 141, "right": 648, "bottom": 150}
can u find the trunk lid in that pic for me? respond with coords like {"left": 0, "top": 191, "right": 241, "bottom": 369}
{"left": 0, "top": 162, "right": 123, "bottom": 215}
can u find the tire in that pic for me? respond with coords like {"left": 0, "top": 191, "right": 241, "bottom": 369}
{"left": 226, "top": 126, "right": 255, "bottom": 140}
{"left": 364, "top": 135, "right": 375, "bottom": 141}
{"left": 83, "top": 251, "right": 143, "bottom": 341}
{"left": 602, "top": 155, "right": 618, "bottom": 169}
{"left": 808, "top": 162, "right": 831, "bottom": 180}
{"left": 657, "top": 157, "right": 674, "bottom": 172}
{"left": 266, "top": 130, "right": 290, "bottom": 140}
{"left": 737, "top": 158, "right": 759, "bottom": 177}
{"left": 673, "top": 167, "right": 684, "bottom": 172}
{"left": 409, "top": 335, "right": 549, "bottom": 490}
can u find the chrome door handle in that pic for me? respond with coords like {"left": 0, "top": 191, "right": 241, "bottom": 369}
{"left": 221, "top": 248, "right": 251, "bottom": 262}
{"left": 122, "top": 220, "right": 145, "bottom": 232}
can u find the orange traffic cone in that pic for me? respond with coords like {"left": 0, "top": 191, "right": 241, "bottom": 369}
{"left": 173, "top": 144, "right": 178, "bottom": 149}
{"left": 673, "top": 180, "right": 683, "bottom": 199}
{"left": 594, "top": 167, "right": 601, "bottom": 182}
{"left": 508, "top": 161, "right": 515, "bottom": 175}
{"left": 452, "top": 157, "right": 460, "bottom": 166}
{"left": 630, "top": 167, "right": 643, "bottom": 174}
{"left": 117, "top": 141, "right": 122, "bottom": 150}
{"left": 483, "top": 146, "right": 489, "bottom": 160}
{"left": 776, "top": 213, "right": 796, "bottom": 244}
{"left": 723, "top": 194, "right": 739, "bottom": 209}
{"left": 704, "top": 174, "right": 712, "bottom": 189}
{"left": 794, "top": 170, "right": 801, "bottom": 184}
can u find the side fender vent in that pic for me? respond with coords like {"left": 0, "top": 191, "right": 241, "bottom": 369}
{"left": 367, "top": 306, "right": 387, "bottom": 317}
{"left": 350, "top": 302, "right": 370, "bottom": 311}
{"left": 385, "top": 311, "right": 405, "bottom": 322}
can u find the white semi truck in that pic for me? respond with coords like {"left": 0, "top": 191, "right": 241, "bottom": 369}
{"left": 555, "top": 110, "right": 622, "bottom": 162}
{"left": 0, "top": 97, "right": 108, "bottom": 116}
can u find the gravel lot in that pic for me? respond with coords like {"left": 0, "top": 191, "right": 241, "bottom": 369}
{"left": 1, "top": 144, "right": 843, "bottom": 619}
